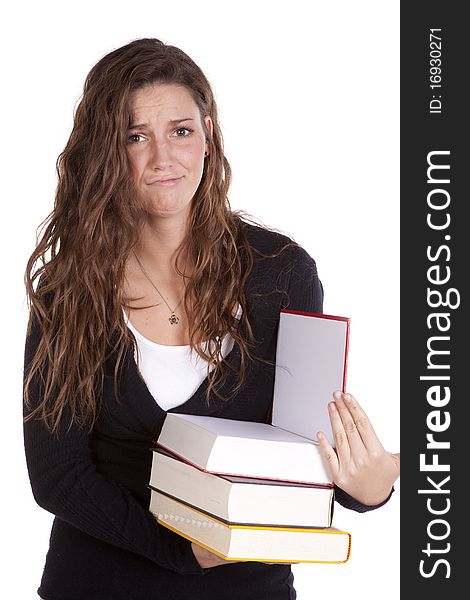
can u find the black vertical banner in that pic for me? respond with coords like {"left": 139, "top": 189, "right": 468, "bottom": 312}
{"left": 401, "top": 3, "right": 467, "bottom": 597}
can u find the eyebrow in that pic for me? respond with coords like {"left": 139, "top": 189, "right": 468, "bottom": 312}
{"left": 128, "top": 117, "right": 195, "bottom": 130}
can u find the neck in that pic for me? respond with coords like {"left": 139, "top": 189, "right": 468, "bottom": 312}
{"left": 135, "top": 215, "right": 192, "bottom": 280}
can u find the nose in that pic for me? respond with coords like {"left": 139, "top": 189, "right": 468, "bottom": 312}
{"left": 149, "top": 138, "right": 173, "bottom": 170}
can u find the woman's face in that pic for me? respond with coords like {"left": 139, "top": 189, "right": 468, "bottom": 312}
{"left": 126, "top": 83, "right": 212, "bottom": 220}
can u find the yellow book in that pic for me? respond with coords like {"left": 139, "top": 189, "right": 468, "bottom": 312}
{"left": 150, "top": 489, "right": 351, "bottom": 564}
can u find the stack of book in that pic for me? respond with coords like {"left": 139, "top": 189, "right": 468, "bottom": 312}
{"left": 148, "top": 310, "right": 352, "bottom": 564}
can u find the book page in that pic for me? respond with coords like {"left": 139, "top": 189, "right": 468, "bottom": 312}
{"left": 272, "top": 311, "right": 349, "bottom": 446}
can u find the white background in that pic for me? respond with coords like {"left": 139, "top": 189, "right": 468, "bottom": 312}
{"left": 2, "top": 1, "right": 400, "bottom": 598}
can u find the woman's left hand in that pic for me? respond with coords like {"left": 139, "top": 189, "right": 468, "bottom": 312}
{"left": 317, "top": 391, "right": 400, "bottom": 506}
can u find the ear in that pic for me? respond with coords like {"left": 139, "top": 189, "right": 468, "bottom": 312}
{"left": 204, "top": 115, "right": 213, "bottom": 141}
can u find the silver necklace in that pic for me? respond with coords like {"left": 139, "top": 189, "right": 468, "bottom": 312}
{"left": 133, "top": 251, "right": 184, "bottom": 325}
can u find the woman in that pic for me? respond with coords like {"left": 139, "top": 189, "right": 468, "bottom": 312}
{"left": 23, "top": 38, "right": 399, "bottom": 600}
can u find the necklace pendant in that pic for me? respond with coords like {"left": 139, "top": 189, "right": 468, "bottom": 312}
{"left": 169, "top": 313, "right": 179, "bottom": 325}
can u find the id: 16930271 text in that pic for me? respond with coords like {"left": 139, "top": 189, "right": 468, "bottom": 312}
{"left": 429, "top": 28, "right": 442, "bottom": 114}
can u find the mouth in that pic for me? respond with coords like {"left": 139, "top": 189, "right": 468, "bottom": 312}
{"left": 148, "top": 176, "right": 183, "bottom": 186}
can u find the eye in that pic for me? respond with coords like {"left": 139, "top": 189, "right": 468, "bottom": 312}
{"left": 126, "top": 133, "right": 146, "bottom": 144}
{"left": 174, "top": 127, "right": 193, "bottom": 137}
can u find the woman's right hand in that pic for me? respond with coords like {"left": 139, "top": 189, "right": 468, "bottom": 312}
{"left": 191, "top": 542, "right": 239, "bottom": 568}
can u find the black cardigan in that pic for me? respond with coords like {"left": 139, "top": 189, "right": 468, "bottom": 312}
{"left": 23, "top": 220, "right": 391, "bottom": 600}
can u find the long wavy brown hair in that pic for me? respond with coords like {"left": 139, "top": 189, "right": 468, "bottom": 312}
{"left": 23, "top": 38, "right": 296, "bottom": 434}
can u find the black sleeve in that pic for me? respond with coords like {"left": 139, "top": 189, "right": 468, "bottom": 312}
{"left": 22, "top": 315, "right": 204, "bottom": 575}
{"left": 334, "top": 485, "right": 395, "bottom": 513}
{"left": 283, "top": 245, "right": 394, "bottom": 513}
{"left": 281, "top": 244, "right": 324, "bottom": 314}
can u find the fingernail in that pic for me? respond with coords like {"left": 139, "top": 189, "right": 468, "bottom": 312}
{"left": 329, "top": 401, "right": 337, "bottom": 412}
{"left": 317, "top": 431, "right": 324, "bottom": 441}
{"left": 343, "top": 393, "right": 352, "bottom": 402}
{"left": 333, "top": 391, "right": 342, "bottom": 401}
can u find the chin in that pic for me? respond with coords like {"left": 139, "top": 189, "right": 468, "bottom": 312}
{"left": 149, "top": 201, "right": 193, "bottom": 219}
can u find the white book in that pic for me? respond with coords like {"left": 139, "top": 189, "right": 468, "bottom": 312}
{"left": 149, "top": 489, "right": 351, "bottom": 564}
{"left": 149, "top": 448, "right": 334, "bottom": 527}
{"left": 156, "top": 311, "right": 349, "bottom": 485}
{"left": 156, "top": 413, "right": 332, "bottom": 485}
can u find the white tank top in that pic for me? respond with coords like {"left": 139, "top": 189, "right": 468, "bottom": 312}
{"left": 122, "top": 306, "right": 242, "bottom": 411}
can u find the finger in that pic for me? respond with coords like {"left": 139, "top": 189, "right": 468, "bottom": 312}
{"left": 332, "top": 391, "right": 365, "bottom": 455}
{"left": 316, "top": 430, "right": 339, "bottom": 478}
{"left": 341, "top": 392, "right": 384, "bottom": 452}
{"left": 327, "top": 398, "right": 351, "bottom": 463}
